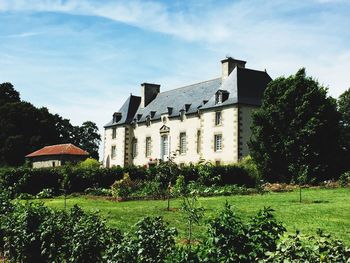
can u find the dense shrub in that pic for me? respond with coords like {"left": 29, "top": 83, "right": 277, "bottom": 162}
{"left": 0, "top": 166, "right": 124, "bottom": 197}
{"left": 264, "top": 230, "right": 350, "bottom": 262}
{"left": 201, "top": 204, "right": 285, "bottom": 262}
{"left": 111, "top": 173, "right": 137, "bottom": 199}
{"left": 339, "top": 171, "right": 350, "bottom": 187}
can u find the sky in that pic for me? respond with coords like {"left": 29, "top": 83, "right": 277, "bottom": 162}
{"left": 1, "top": 0, "right": 350, "bottom": 158}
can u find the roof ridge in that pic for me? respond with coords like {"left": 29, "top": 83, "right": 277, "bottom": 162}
{"left": 159, "top": 77, "right": 221, "bottom": 95}
{"left": 239, "top": 67, "right": 268, "bottom": 74}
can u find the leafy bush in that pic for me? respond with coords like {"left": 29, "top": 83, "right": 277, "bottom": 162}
{"left": 201, "top": 204, "right": 285, "bottom": 262}
{"left": 111, "top": 173, "right": 136, "bottom": 199}
{"left": 339, "top": 171, "right": 350, "bottom": 187}
{"left": 264, "top": 230, "right": 350, "bottom": 262}
{"left": 78, "top": 158, "right": 101, "bottom": 169}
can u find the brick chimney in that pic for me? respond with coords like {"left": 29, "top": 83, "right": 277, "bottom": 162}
{"left": 140, "top": 83, "right": 160, "bottom": 108}
{"left": 221, "top": 57, "right": 246, "bottom": 80}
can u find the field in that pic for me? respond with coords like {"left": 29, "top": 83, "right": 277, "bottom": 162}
{"left": 36, "top": 187, "right": 350, "bottom": 244}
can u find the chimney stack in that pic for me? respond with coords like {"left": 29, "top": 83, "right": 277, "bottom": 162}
{"left": 140, "top": 83, "right": 160, "bottom": 108}
{"left": 221, "top": 57, "right": 246, "bottom": 80}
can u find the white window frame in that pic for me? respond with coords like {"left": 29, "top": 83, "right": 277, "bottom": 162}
{"left": 132, "top": 139, "right": 138, "bottom": 158}
{"left": 179, "top": 132, "right": 187, "bottom": 154}
{"left": 145, "top": 137, "right": 151, "bottom": 157}
{"left": 214, "top": 134, "right": 222, "bottom": 152}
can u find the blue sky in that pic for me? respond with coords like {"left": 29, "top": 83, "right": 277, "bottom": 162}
{"left": 1, "top": 0, "right": 350, "bottom": 153}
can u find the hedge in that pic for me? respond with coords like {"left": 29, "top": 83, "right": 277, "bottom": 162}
{"left": 0, "top": 162, "right": 257, "bottom": 197}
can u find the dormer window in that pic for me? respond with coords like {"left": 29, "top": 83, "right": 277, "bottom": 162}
{"left": 146, "top": 116, "right": 151, "bottom": 127}
{"left": 150, "top": 111, "right": 156, "bottom": 118}
{"left": 215, "top": 90, "right": 229, "bottom": 104}
{"left": 216, "top": 92, "right": 223, "bottom": 104}
{"left": 113, "top": 112, "right": 122, "bottom": 123}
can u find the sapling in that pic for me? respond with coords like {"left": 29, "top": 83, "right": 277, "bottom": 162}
{"left": 181, "top": 195, "right": 204, "bottom": 246}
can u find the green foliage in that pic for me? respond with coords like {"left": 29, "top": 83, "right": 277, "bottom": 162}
{"left": 111, "top": 173, "right": 135, "bottom": 199}
{"left": 0, "top": 82, "right": 101, "bottom": 166}
{"left": 0, "top": 82, "right": 20, "bottom": 105}
{"left": 338, "top": 87, "right": 350, "bottom": 172}
{"left": 250, "top": 69, "right": 341, "bottom": 183}
{"left": 202, "top": 204, "right": 285, "bottom": 262}
{"left": 339, "top": 171, "right": 350, "bottom": 187}
{"left": 264, "top": 230, "right": 350, "bottom": 262}
{"left": 181, "top": 196, "right": 205, "bottom": 245}
{"left": 132, "top": 217, "right": 178, "bottom": 262}
{"left": 79, "top": 158, "right": 100, "bottom": 169}
{"left": 1, "top": 193, "right": 349, "bottom": 262}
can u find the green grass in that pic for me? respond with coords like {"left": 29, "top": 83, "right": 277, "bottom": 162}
{"left": 35, "top": 188, "right": 350, "bottom": 244}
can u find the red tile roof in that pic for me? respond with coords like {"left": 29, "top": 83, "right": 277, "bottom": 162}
{"left": 26, "top": 143, "right": 89, "bottom": 158}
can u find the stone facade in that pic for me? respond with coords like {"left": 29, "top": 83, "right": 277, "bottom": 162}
{"left": 103, "top": 58, "right": 271, "bottom": 167}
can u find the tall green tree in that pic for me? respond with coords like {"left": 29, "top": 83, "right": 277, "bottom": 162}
{"left": 337, "top": 88, "right": 350, "bottom": 171}
{"left": 249, "top": 69, "right": 341, "bottom": 183}
{"left": 0, "top": 82, "right": 20, "bottom": 106}
{"left": 76, "top": 121, "right": 101, "bottom": 160}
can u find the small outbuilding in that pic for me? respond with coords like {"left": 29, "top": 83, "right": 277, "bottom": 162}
{"left": 26, "top": 143, "right": 89, "bottom": 168}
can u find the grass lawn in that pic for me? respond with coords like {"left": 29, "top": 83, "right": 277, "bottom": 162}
{"left": 35, "top": 187, "right": 350, "bottom": 244}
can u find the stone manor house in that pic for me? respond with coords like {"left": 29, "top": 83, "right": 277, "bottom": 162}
{"left": 103, "top": 57, "right": 271, "bottom": 167}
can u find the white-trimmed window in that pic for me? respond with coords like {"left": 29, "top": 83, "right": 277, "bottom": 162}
{"left": 112, "top": 128, "right": 116, "bottom": 139}
{"left": 179, "top": 132, "right": 187, "bottom": 154}
{"left": 215, "top": 92, "right": 223, "bottom": 104}
{"left": 214, "top": 134, "right": 222, "bottom": 152}
{"left": 215, "top": 111, "right": 222, "bottom": 126}
{"left": 111, "top": 145, "right": 116, "bottom": 158}
{"left": 132, "top": 139, "right": 138, "bottom": 158}
{"left": 145, "top": 137, "right": 151, "bottom": 157}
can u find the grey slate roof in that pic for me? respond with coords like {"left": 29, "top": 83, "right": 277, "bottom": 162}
{"left": 104, "top": 67, "right": 271, "bottom": 127}
{"left": 104, "top": 95, "right": 141, "bottom": 127}
{"left": 201, "top": 67, "right": 272, "bottom": 110}
{"left": 136, "top": 78, "right": 222, "bottom": 122}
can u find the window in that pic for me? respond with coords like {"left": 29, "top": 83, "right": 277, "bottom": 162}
{"left": 52, "top": 161, "right": 55, "bottom": 167}
{"left": 111, "top": 145, "right": 116, "bottom": 158}
{"left": 132, "top": 139, "right": 138, "bottom": 158}
{"left": 197, "top": 130, "right": 201, "bottom": 154}
{"left": 179, "top": 132, "right": 186, "bottom": 154}
{"left": 112, "top": 128, "right": 116, "bottom": 139}
{"left": 215, "top": 92, "right": 223, "bottom": 104}
{"left": 214, "top": 134, "right": 222, "bottom": 152}
{"left": 145, "top": 137, "right": 151, "bottom": 157}
{"left": 215, "top": 111, "right": 222, "bottom": 126}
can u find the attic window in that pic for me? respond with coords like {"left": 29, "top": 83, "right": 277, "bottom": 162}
{"left": 113, "top": 112, "right": 122, "bottom": 123}
{"left": 215, "top": 90, "right": 229, "bottom": 104}
{"left": 216, "top": 92, "right": 223, "bottom": 104}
